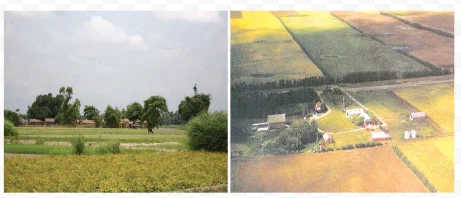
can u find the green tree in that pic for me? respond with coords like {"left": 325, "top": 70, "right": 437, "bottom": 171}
{"left": 55, "top": 87, "right": 80, "bottom": 125}
{"left": 4, "top": 110, "right": 20, "bottom": 126}
{"left": 126, "top": 102, "right": 143, "bottom": 122}
{"left": 141, "top": 96, "right": 168, "bottom": 129}
{"left": 178, "top": 84, "right": 211, "bottom": 122}
{"left": 104, "top": 105, "right": 121, "bottom": 128}
{"left": 121, "top": 108, "right": 127, "bottom": 118}
{"left": 83, "top": 105, "right": 102, "bottom": 127}
{"left": 27, "top": 93, "right": 63, "bottom": 121}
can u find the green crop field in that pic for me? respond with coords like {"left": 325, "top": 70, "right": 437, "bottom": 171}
{"left": 278, "top": 11, "right": 429, "bottom": 78}
{"left": 352, "top": 91, "right": 438, "bottom": 140}
{"left": 5, "top": 152, "right": 228, "bottom": 192}
{"left": 394, "top": 84, "right": 454, "bottom": 133}
{"left": 398, "top": 136, "right": 454, "bottom": 192}
{"left": 231, "top": 11, "right": 323, "bottom": 84}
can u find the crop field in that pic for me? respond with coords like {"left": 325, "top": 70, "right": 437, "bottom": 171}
{"left": 332, "top": 11, "right": 454, "bottom": 67}
{"left": 397, "top": 136, "right": 454, "bottom": 192}
{"left": 329, "top": 131, "right": 370, "bottom": 148}
{"left": 352, "top": 91, "right": 439, "bottom": 140}
{"left": 5, "top": 152, "right": 228, "bottom": 192}
{"left": 278, "top": 11, "right": 428, "bottom": 78}
{"left": 394, "top": 84, "right": 454, "bottom": 133}
{"left": 389, "top": 11, "right": 454, "bottom": 34}
{"left": 232, "top": 146, "right": 428, "bottom": 192}
{"left": 231, "top": 11, "right": 323, "bottom": 84}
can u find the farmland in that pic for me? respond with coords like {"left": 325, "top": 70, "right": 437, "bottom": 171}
{"left": 278, "top": 11, "right": 429, "bottom": 78}
{"left": 397, "top": 136, "right": 454, "bottom": 192}
{"left": 4, "top": 127, "right": 228, "bottom": 192}
{"left": 352, "top": 90, "right": 439, "bottom": 140}
{"left": 332, "top": 11, "right": 454, "bottom": 68}
{"left": 394, "top": 84, "right": 454, "bottom": 133}
{"left": 388, "top": 11, "right": 454, "bottom": 34}
{"left": 232, "top": 146, "right": 428, "bottom": 192}
{"left": 231, "top": 11, "right": 323, "bottom": 84}
{"left": 5, "top": 152, "right": 227, "bottom": 192}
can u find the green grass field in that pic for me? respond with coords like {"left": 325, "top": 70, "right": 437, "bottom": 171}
{"left": 398, "top": 136, "right": 454, "bottom": 192}
{"left": 352, "top": 91, "right": 438, "bottom": 140}
{"left": 394, "top": 84, "right": 454, "bottom": 133}
{"left": 279, "top": 11, "right": 428, "bottom": 78}
{"left": 4, "top": 152, "right": 228, "bottom": 192}
{"left": 329, "top": 131, "right": 370, "bottom": 148}
{"left": 231, "top": 11, "right": 324, "bottom": 84}
{"left": 316, "top": 95, "right": 360, "bottom": 133}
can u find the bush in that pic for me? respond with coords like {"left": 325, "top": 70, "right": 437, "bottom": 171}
{"left": 187, "top": 111, "right": 227, "bottom": 152}
{"left": 5, "top": 110, "right": 20, "bottom": 126}
{"left": 71, "top": 136, "right": 85, "bottom": 155}
{"left": 95, "top": 142, "right": 121, "bottom": 154}
{"left": 4, "top": 119, "right": 18, "bottom": 137}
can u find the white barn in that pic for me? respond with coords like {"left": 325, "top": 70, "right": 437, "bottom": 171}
{"left": 345, "top": 108, "right": 364, "bottom": 118}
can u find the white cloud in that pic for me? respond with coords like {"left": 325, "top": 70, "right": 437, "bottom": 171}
{"left": 74, "top": 16, "right": 148, "bottom": 50}
{"left": 152, "top": 11, "right": 222, "bottom": 23}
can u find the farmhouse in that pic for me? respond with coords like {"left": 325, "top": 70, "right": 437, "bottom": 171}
{"left": 80, "top": 119, "right": 96, "bottom": 128}
{"left": 119, "top": 119, "right": 133, "bottom": 128}
{"left": 410, "top": 112, "right": 426, "bottom": 121}
{"left": 45, "top": 118, "right": 55, "bottom": 126}
{"left": 323, "top": 133, "right": 332, "bottom": 144}
{"left": 370, "top": 131, "right": 391, "bottom": 142}
{"left": 28, "top": 119, "right": 43, "bottom": 126}
{"left": 314, "top": 101, "right": 325, "bottom": 112}
{"left": 19, "top": 118, "right": 27, "bottom": 125}
{"left": 267, "top": 114, "right": 286, "bottom": 129}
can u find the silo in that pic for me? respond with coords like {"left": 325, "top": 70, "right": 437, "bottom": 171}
{"left": 404, "top": 130, "right": 410, "bottom": 139}
{"left": 411, "top": 130, "right": 417, "bottom": 139}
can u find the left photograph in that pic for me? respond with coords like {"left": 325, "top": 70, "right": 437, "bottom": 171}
{"left": 4, "top": 11, "right": 228, "bottom": 192}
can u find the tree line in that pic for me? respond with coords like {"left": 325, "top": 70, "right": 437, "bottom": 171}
{"left": 5, "top": 85, "right": 212, "bottom": 128}
{"left": 231, "top": 69, "right": 452, "bottom": 92}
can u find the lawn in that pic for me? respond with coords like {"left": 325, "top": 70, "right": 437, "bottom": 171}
{"left": 397, "top": 136, "right": 454, "bottom": 192}
{"left": 231, "top": 11, "right": 323, "bottom": 84}
{"left": 232, "top": 146, "right": 428, "bottom": 192}
{"left": 394, "top": 84, "right": 454, "bottom": 133}
{"left": 352, "top": 90, "right": 439, "bottom": 140}
{"left": 5, "top": 152, "right": 228, "bottom": 192}
{"left": 329, "top": 130, "right": 370, "bottom": 148}
{"left": 316, "top": 96, "right": 360, "bottom": 133}
{"left": 278, "top": 11, "right": 429, "bottom": 78}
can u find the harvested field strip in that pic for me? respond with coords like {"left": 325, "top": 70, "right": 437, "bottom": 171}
{"left": 396, "top": 136, "right": 454, "bottom": 192}
{"left": 387, "top": 11, "right": 454, "bottom": 34}
{"left": 351, "top": 90, "right": 438, "bottom": 140}
{"left": 232, "top": 146, "right": 428, "bottom": 192}
{"left": 16, "top": 127, "right": 186, "bottom": 136}
{"left": 394, "top": 84, "right": 453, "bottom": 133}
{"left": 231, "top": 11, "right": 323, "bottom": 84}
{"left": 5, "top": 152, "right": 228, "bottom": 192}
{"left": 5, "top": 135, "right": 189, "bottom": 145}
{"left": 331, "top": 11, "right": 454, "bottom": 67}
{"left": 278, "top": 11, "right": 428, "bottom": 78}
{"left": 381, "top": 12, "right": 453, "bottom": 38}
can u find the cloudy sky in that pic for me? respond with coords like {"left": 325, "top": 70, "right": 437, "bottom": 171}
{"left": 5, "top": 11, "right": 228, "bottom": 114}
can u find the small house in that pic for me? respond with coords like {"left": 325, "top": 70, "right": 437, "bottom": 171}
{"left": 323, "top": 133, "right": 332, "bottom": 144}
{"left": 80, "top": 119, "right": 96, "bottom": 128}
{"left": 370, "top": 131, "right": 391, "bottom": 142}
{"left": 119, "top": 119, "right": 133, "bottom": 128}
{"left": 45, "top": 118, "right": 55, "bottom": 126}
{"left": 19, "top": 117, "right": 27, "bottom": 125}
{"left": 267, "top": 114, "right": 286, "bottom": 129}
{"left": 410, "top": 130, "right": 417, "bottom": 139}
{"left": 314, "top": 101, "right": 325, "bottom": 112}
{"left": 345, "top": 108, "right": 364, "bottom": 118}
{"left": 28, "top": 119, "right": 43, "bottom": 126}
{"left": 410, "top": 112, "right": 426, "bottom": 121}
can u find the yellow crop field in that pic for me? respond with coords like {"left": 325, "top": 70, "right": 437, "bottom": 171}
{"left": 5, "top": 152, "right": 228, "bottom": 192}
{"left": 394, "top": 84, "right": 454, "bottom": 133}
{"left": 231, "top": 11, "right": 323, "bottom": 84}
{"left": 398, "top": 136, "right": 454, "bottom": 192}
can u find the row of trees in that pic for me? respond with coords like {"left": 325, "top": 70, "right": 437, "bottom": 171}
{"left": 231, "top": 69, "right": 453, "bottom": 92}
{"left": 8, "top": 85, "right": 212, "bottom": 128}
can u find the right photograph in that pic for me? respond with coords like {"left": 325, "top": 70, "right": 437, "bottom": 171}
{"left": 230, "top": 11, "right": 454, "bottom": 192}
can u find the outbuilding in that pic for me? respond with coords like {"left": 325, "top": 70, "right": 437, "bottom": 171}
{"left": 411, "top": 130, "right": 417, "bottom": 139}
{"left": 80, "top": 119, "right": 96, "bottom": 128}
{"left": 370, "top": 131, "right": 391, "bottom": 142}
{"left": 410, "top": 112, "right": 426, "bottom": 121}
{"left": 45, "top": 118, "right": 55, "bottom": 126}
{"left": 404, "top": 130, "right": 411, "bottom": 139}
{"left": 28, "top": 119, "right": 43, "bottom": 126}
{"left": 267, "top": 114, "right": 286, "bottom": 129}
{"left": 323, "top": 133, "right": 332, "bottom": 144}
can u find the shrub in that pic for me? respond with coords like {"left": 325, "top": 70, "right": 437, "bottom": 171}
{"left": 95, "top": 141, "right": 121, "bottom": 154}
{"left": 4, "top": 119, "right": 18, "bottom": 137}
{"left": 71, "top": 136, "right": 85, "bottom": 155}
{"left": 187, "top": 111, "right": 227, "bottom": 152}
{"left": 4, "top": 110, "right": 20, "bottom": 126}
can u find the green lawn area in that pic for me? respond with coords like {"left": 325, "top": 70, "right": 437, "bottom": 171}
{"left": 352, "top": 91, "right": 438, "bottom": 140}
{"left": 316, "top": 96, "right": 360, "bottom": 133}
{"left": 394, "top": 84, "right": 454, "bottom": 133}
{"left": 329, "top": 130, "right": 370, "bottom": 148}
{"left": 279, "top": 11, "right": 428, "bottom": 78}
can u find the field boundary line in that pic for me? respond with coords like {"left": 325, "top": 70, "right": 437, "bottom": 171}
{"left": 380, "top": 12, "right": 454, "bottom": 38}
{"left": 275, "top": 15, "right": 331, "bottom": 78}
{"left": 329, "top": 12, "right": 386, "bottom": 45}
{"left": 387, "top": 91, "right": 447, "bottom": 135}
